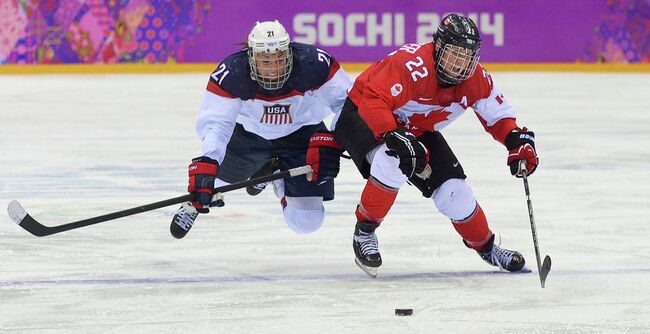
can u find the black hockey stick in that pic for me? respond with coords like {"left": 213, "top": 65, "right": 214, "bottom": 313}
{"left": 520, "top": 162, "right": 552, "bottom": 288}
{"left": 7, "top": 165, "right": 312, "bottom": 237}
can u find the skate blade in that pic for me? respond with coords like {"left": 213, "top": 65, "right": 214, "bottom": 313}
{"left": 355, "top": 258, "right": 378, "bottom": 278}
{"left": 501, "top": 266, "right": 532, "bottom": 274}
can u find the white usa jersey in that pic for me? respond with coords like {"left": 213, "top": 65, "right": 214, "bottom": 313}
{"left": 196, "top": 42, "right": 352, "bottom": 163}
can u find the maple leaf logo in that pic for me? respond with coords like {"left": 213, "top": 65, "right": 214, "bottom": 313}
{"left": 406, "top": 108, "right": 453, "bottom": 131}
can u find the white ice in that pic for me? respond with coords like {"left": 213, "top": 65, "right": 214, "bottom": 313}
{"left": 1, "top": 71, "right": 649, "bottom": 333}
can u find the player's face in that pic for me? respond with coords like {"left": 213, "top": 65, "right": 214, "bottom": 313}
{"left": 255, "top": 51, "right": 287, "bottom": 80}
{"left": 439, "top": 45, "right": 475, "bottom": 78}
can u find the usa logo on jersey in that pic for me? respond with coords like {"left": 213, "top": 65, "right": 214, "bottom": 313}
{"left": 261, "top": 104, "right": 292, "bottom": 124}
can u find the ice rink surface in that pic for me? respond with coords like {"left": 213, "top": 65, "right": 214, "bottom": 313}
{"left": 1, "top": 71, "right": 649, "bottom": 333}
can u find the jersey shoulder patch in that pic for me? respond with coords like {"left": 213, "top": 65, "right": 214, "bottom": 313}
{"left": 207, "top": 49, "right": 257, "bottom": 100}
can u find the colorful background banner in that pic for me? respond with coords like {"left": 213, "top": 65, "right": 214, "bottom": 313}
{"left": 1, "top": 0, "right": 648, "bottom": 64}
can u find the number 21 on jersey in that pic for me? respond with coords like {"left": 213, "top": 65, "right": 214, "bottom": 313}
{"left": 316, "top": 48, "right": 331, "bottom": 66}
{"left": 211, "top": 63, "right": 230, "bottom": 85}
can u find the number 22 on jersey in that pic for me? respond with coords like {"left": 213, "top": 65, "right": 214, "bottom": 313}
{"left": 400, "top": 44, "right": 429, "bottom": 82}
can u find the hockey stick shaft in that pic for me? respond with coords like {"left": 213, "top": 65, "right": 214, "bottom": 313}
{"left": 8, "top": 165, "right": 312, "bottom": 237}
{"left": 519, "top": 161, "right": 550, "bottom": 288}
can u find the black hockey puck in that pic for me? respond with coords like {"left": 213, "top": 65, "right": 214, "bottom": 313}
{"left": 395, "top": 308, "right": 413, "bottom": 316}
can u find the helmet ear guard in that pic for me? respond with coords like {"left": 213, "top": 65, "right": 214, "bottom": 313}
{"left": 247, "top": 20, "right": 293, "bottom": 90}
{"left": 433, "top": 14, "right": 481, "bottom": 87}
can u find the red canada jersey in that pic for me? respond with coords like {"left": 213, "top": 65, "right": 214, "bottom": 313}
{"left": 348, "top": 42, "right": 518, "bottom": 144}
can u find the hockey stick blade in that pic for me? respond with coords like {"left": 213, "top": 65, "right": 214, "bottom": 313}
{"left": 8, "top": 165, "right": 312, "bottom": 237}
{"left": 9, "top": 200, "right": 75, "bottom": 237}
{"left": 8, "top": 200, "right": 29, "bottom": 226}
{"left": 540, "top": 255, "right": 552, "bottom": 288}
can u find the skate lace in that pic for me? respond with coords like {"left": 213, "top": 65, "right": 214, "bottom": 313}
{"left": 174, "top": 207, "right": 198, "bottom": 231}
{"left": 488, "top": 244, "right": 515, "bottom": 270}
{"left": 354, "top": 231, "right": 379, "bottom": 255}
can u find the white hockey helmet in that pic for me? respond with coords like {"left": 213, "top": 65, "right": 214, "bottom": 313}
{"left": 248, "top": 20, "right": 293, "bottom": 90}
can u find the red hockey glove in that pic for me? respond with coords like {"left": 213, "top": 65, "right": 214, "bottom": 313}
{"left": 306, "top": 131, "right": 343, "bottom": 182}
{"left": 505, "top": 128, "right": 538, "bottom": 177}
{"left": 383, "top": 129, "right": 429, "bottom": 178}
{"left": 187, "top": 156, "right": 219, "bottom": 213}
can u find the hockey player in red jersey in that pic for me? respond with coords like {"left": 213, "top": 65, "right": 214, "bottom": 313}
{"left": 170, "top": 20, "right": 352, "bottom": 239}
{"left": 332, "top": 14, "right": 538, "bottom": 277}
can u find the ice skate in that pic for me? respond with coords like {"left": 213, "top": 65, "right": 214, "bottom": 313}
{"left": 246, "top": 157, "right": 280, "bottom": 196}
{"left": 353, "top": 221, "right": 382, "bottom": 278}
{"left": 170, "top": 202, "right": 199, "bottom": 239}
{"left": 476, "top": 234, "right": 526, "bottom": 272}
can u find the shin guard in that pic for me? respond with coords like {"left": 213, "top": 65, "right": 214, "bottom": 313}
{"left": 451, "top": 204, "right": 493, "bottom": 250}
{"left": 355, "top": 177, "right": 399, "bottom": 224}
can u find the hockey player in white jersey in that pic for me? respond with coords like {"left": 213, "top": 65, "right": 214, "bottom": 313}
{"left": 170, "top": 20, "right": 352, "bottom": 238}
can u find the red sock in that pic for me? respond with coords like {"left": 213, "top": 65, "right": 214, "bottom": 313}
{"left": 355, "top": 177, "right": 399, "bottom": 224}
{"left": 451, "top": 204, "right": 493, "bottom": 250}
